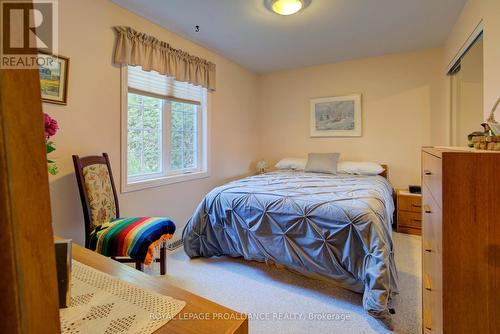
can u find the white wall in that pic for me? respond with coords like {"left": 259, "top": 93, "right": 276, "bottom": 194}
{"left": 48, "top": 0, "right": 500, "bottom": 245}
{"left": 46, "top": 0, "right": 259, "bottom": 245}
{"left": 257, "top": 49, "right": 445, "bottom": 189}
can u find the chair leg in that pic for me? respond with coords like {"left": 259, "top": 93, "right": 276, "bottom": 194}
{"left": 135, "top": 261, "right": 143, "bottom": 271}
{"left": 160, "top": 246, "right": 166, "bottom": 275}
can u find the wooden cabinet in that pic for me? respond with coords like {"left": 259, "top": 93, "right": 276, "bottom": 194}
{"left": 397, "top": 190, "right": 422, "bottom": 235}
{"left": 421, "top": 147, "right": 500, "bottom": 334}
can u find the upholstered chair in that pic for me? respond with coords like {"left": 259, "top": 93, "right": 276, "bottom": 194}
{"left": 72, "top": 153, "right": 175, "bottom": 274}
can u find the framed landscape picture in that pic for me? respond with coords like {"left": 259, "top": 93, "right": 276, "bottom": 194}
{"left": 38, "top": 53, "right": 69, "bottom": 105}
{"left": 310, "top": 94, "right": 362, "bottom": 137}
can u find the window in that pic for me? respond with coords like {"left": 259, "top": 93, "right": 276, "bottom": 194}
{"left": 127, "top": 93, "right": 163, "bottom": 179}
{"left": 122, "top": 66, "right": 209, "bottom": 192}
{"left": 170, "top": 101, "right": 199, "bottom": 171}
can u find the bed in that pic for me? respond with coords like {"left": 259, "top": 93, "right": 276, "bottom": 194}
{"left": 182, "top": 167, "right": 398, "bottom": 319}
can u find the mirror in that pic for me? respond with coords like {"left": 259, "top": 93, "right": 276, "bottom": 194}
{"left": 449, "top": 34, "right": 484, "bottom": 146}
{"left": 486, "top": 98, "right": 500, "bottom": 136}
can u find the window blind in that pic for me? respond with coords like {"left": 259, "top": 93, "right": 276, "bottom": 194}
{"left": 127, "top": 65, "right": 204, "bottom": 105}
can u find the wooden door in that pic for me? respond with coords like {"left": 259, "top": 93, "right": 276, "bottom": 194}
{"left": 0, "top": 56, "right": 61, "bottom": 333}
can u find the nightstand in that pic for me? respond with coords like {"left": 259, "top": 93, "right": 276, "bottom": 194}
{"left": 396, "top": 189, "right": 422, "bottom": 235}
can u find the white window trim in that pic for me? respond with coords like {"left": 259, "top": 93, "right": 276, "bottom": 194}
{"left": 120, "top": 67, "right": 211, "bottom": 193}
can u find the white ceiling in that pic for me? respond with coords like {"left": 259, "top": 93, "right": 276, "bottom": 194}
{"left": 112, "top": 0, "right": 467, "bottom": 73}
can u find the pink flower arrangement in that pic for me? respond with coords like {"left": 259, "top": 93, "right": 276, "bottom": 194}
{"left": 44, "top": 112, "right": 59, "bottom": 139}
{"left": 44, "top": 112, "right": 59, "bottom": 175}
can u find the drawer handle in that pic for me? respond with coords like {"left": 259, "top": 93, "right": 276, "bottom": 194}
{"left": 424, "top": 275, "right": 433, "bottom": 291}
{"left": 424, "top": 309, "right": 433, "bottom": 330}
{"left": 424, "top": 170, "right": 432, "bottom": 176}
{"left": 423, "top": 240, "right": 432, "bottom": 252}
{"left": 412, "top": 204, "right": 422, "bottom": 208}
{"left": 412, "top": 219, "right": 422, "bottom": 223}
{"left": 424, "top": 205, "right": 432, "bottom": 214}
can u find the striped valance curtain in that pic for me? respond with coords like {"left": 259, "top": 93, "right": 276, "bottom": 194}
{"left": 113, "top": 26, "right": 216, "bottom": 91}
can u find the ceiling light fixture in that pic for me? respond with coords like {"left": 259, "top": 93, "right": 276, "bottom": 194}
{"left": 265, "top": 0, "right": 311, "bottom": 16}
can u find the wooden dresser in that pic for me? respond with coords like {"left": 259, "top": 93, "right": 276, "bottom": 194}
{"left": 397, "top": 190, "right": 422, "bottom": 235}
{"left": 421, "top": 147, "right": 499, "bottom": 334}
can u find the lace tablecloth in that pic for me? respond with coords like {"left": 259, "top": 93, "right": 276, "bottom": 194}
{"left": 60, "top": 260, "right": 185, "bottom": 334}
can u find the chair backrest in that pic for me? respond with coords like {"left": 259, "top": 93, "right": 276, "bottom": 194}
{"left": 72, "top": 153, "right": 120, "bottom": 248}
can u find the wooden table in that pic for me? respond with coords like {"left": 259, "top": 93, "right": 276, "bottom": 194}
{"left": 71, "top": 242, "right": 248, "bottom": 334}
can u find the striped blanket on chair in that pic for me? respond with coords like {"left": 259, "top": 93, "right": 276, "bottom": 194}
{"left": 89, "top": 217, "right": 176, "bottom": 265}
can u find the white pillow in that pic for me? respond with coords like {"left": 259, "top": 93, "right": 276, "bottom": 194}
{"left": 305, "top": 153, "right": 340, "bottom": 174}
{"left": 337, "top": 161, "right": 384, "bottom": 176}
{"left": 275, "top": 158, "right": 307, "bottom": 171}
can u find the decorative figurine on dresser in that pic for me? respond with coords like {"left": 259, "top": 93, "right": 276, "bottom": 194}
{"left": 468, "top": 97, "right": 500, "bottom": 150}
{"left": 421, "top": 146, "right": 499, "bottom": 334}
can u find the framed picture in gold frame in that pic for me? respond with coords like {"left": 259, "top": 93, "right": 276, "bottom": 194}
{"left": 38, "top": 53, "right": 69, "bottom": 105}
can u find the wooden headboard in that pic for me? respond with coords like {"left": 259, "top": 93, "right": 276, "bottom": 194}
{"left": 380, "top": 164, "right": 388, "bottom": 179}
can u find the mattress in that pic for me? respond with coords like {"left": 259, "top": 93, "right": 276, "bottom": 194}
{"left": 182, "top": 171, "right": 398, "bottom": 319}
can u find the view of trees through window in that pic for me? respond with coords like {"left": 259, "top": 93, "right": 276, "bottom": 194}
{"left": 171, "top": 102, "right": 197, "bottom": 171}
{"left": 127, "top": 93, "right": 198, "bottom": 179}
{"left": 127, "top": 93, "right": 162, "bottom": 177}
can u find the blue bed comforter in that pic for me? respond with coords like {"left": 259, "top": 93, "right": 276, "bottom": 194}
{"left": 182, "top": 171, "right": 398, "bottom": 318}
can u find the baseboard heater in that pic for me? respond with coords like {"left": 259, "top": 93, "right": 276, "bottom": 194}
{"left": 166, "top": 239, "right": 183, "bottom": 251}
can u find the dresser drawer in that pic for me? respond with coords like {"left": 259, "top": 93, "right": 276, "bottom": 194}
{"left": 398, "top": 211, "right": 421, "bottom": 228}
{"left": 423, "top": 260, "right": 442, "bottom": 333}
{"left": 422, "top": 257, "right": 443, "bottom": 333}
{"left": 422, "top": 185, "right": 442, "bottom": 254}
{"left": 422, "top": 240, "right": 439, "bottom": 293}
{"left": 423, "top": 302, "right": 434, "bottom": 333}
{"left": 423, "top": 273, "right": 433, "bottom": 292}
{"left": 398, "top": 195, "right": 422, "bottom": 213}
{"left": 422, "top": 182, "right": 443, "bottom": 334}
{"left": 423, "top": 287, "right": 441, "bottom": 333}
{"left": 397, "top": 226, "right": 421, "bottom": 235}
{"left": 422, "top": 152, "right": 442, "bottom": 206}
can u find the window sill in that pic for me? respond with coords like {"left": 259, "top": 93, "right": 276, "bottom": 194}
{"left": 121, "top": 170, "right": 210, "bottom": 193}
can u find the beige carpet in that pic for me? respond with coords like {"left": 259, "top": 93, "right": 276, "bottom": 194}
{"left": 149, "top": 232, "right": 421, "bottom": 334}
